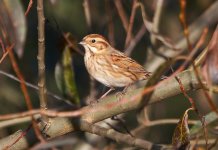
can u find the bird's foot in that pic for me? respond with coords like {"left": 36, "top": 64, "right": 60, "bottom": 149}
{"left": 100, "top": 87, "right": 115, "bottom": 99}
{"left": 115, "top": 91, "right": 126, "bottom": 101}
{"left": 87, "top": 98, "right": 99, "bottom": 106}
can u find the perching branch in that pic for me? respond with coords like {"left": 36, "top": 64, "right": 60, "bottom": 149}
{"left": 0, "top": 70, "right": 205, "bottom": 122}
{"left": 0, "top": 69, "right": 206, "bottom": 149}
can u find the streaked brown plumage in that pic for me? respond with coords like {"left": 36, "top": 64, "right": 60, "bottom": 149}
{"left": 79, "top": 34, "right": 151, "bottom": 97}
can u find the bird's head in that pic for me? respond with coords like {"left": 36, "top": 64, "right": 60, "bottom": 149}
{"left": 79, "top": 34, "right": 110, "bottom": 54}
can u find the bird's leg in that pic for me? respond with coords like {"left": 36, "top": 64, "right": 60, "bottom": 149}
{"left": 122, "top": 85, "right": 130, "bottom": 94}
{"left": 116, "top": 84, "right": 131, "bottom": 101}
{"left": 100, "top": 87, "right": 115, "bottom": 99}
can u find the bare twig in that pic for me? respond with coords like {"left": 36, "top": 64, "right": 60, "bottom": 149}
{"left": 125, "top": 0, "right": 138, "bottom": 48}
{"left": 83, "top": 0, "right": 92, "bottom": 30}
{"left": 0, "top": 50, "right": 9, "bottom": 64}
{"left": 175, "top": 75, "right": 208, "bottom": 148}
{"left": 0, "top": 115, "right": 40, "bottom": 129}
{"left": 179, "top": 0, "right": 192, "bottom": 50}
{"left": 37, "top": 0, "right": 48, "bottom": 122}
{"left": 178, "top": 1, "right": 210, "bottom": 148}
{"left": 114, "top": 0, "right": 129, "bottom": 32}
{"left": 132, "top": 118, "right": 197, "bottom": 136}
{"left": 105, "top": 0, "right": 115, "bottom": 46}
{"left": 7, "top": 45, "right": 45, "bottom": 143}
{"left": 124, "top": 25, "right": 146, "bottom": 56}
{"left": 0, "top": 70, "right": 73, "bottom": 105}
{"left": 62, "top": 33, "right": 84, "bottom": 55}
{"left": 25, "top": 0, "right": 33, "bottom": 16}
{"left": 151, "top": 0, "right": 164, "bottom": 46}
{"left": 144, "top": 1, "right": 218, "bottom": 72}
{"left": 138, "top": 2, "right": 179, "bottom": 51}
{"left": 0, "top": 37, "right": 6, "bottom": 52}
{"left": 0, "top": 37, "right": 8, "bottom": 64}
{"left": 0, "top": 108, "right": 86, "bottom": 121}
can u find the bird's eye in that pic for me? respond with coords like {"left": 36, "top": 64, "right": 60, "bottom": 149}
{"left": 91, "top": 39, "right": 96, "bottom": 43}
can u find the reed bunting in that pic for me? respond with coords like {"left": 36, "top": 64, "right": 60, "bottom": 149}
{"left": 79, "top": 34, "right": 151, "bottom": 98}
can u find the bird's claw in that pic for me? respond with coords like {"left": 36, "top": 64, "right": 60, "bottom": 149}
{"left": 115, "top": 91, "right": 126, "bottom": 101}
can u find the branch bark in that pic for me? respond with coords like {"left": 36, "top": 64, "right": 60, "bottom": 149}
{"left": 37, "top": 0, "right": 47, "bottom": 121}
{"left": 0, "top": 69, "right": 205, "bottom": 149}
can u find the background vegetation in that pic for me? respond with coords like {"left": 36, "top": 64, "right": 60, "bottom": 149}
{"left": 0, "top": 0, "right": 217, "bottom": 149}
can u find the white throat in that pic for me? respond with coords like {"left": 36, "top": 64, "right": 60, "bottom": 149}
{"left": 83, "top": 44, "right": 98, "bottom": 53}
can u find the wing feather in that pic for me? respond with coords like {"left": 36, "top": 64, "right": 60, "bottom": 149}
{"left": 109, "top": 50, "right": 150, "bottom": 80}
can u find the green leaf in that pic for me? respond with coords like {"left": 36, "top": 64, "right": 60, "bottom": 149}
{"left": 55, "top": 46, "right": 80, "bottom": 105}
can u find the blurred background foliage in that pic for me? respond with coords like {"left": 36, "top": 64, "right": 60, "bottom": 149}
{"left": 0, "top": 0, "right": 217, "bottom": 147}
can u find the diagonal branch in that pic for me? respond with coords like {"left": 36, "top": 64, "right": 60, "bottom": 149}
{"left": 0, "top": 70, "right": 205, "bottom": 122}
{"left": 0, "top": 69, "right": 206, "bottom": 149}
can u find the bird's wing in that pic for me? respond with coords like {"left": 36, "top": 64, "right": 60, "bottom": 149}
{"left": 109, "top": 50, "right": 150, "bottom": 79}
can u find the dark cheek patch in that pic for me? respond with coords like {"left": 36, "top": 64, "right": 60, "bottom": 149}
{"left": 98, "top": 41, "right": 108, "bottom": 50}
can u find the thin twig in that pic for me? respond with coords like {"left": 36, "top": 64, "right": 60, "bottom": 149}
{"left": 0, "top": 70, "right": 73, "bottom": 106}
{"left": 125, "top": 0, "right": 138, "bottom": 48}
{"left": 83, "top": 0, "right": 92, "bottom": 30}
{"left": 138, "top": 2, "right": 179, "bottom": 51}
{"left": 175, "top": 75, "right": 208, "bottom": 150}
{"left": 0, "top": 37, "right": 6, "bottom": 52}
{"left": 132, "top": 118, "right": 197, "bottom": 136}
{"left": 25, "top": 0, "right": 33, "bottom": 16}
{"left": 62, "top": 32, "right": 84, "bottom": 55}
{"left": 37, "top": 0, "right": 48, "bottom": 122}
{"left": 0, "top": 108, "right": 86, "bottom": 121}
{"left": 0, "top": 115, "right": 40, "bottom": 129}
{"left": 179, "top": 1, "right": 209, "bottom": 148}
{"left": 144, "top": 1, "right": 218, "bottom": 72}
{"left": 114, "top": 0, "right": 129, "bottom": 32}
{"left": 151, "top": 0, "right": 164, "bottom": 46}
{"left": 7, "top": 45, "right": 45, "bottom": 142}
{"left": 0, "top": 50, "right": 8, "bottom": 64}
{"left": 105, "top": 0, "right": 115, "bottom": 46}
{"left": 0, "top": 37, "right": 8, "bottom": 64}
{"left": 124, "top": 25, "right": 146, "bottom": 56}
{"left": 179, "top": 0, "right": 192, "bottom": 50}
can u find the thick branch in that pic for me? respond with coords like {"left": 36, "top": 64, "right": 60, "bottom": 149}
{"left": 82, "top": 70, "right": 204, "bottom": 123}
{"left": 0, "top": 70, "right": 204, "bottom": 149}
{"left": 80, "top": 121, "right": 168, "bottom": 150}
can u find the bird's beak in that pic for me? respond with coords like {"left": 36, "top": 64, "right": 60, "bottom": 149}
{"left": 79, "top": 41, "right": 85, "bottom": 45}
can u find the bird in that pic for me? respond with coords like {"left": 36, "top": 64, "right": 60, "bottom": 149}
{"left": 79, "top": 34, "right": 151, "bottom": 99}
